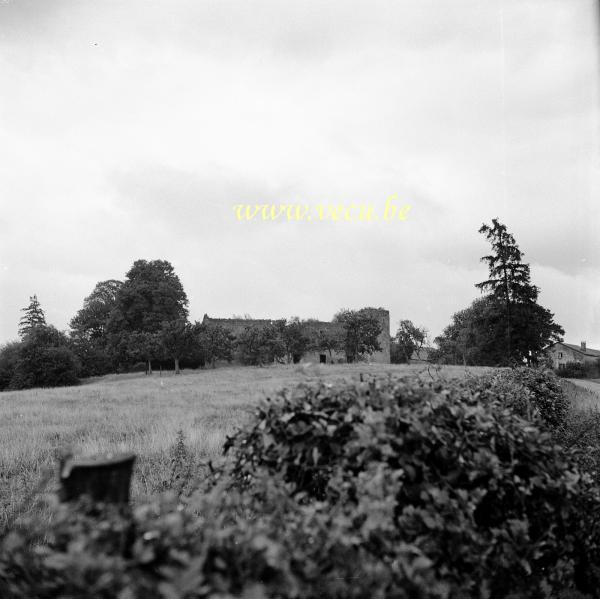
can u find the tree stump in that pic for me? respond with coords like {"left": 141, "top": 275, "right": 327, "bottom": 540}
{"left": 59, "top": 453, "right": 136, "bottom": 504}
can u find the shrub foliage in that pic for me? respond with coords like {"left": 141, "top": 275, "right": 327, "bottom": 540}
{"left": 0, "top": 326, "right": 80, "bottom": 391}
{"left": 556, "top": 361, "right": 600, "bottom": 380}
{"left": 473, "top": 366, "right": 569, "bottom": 428}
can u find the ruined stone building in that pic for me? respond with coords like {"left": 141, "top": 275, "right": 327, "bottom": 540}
{"left": 202, "top": 307, "right": 391, "bottom": 364}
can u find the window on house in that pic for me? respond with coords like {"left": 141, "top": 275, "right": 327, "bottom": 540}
{"left": 558, "top": 352, "right": 563, "bottom": 358}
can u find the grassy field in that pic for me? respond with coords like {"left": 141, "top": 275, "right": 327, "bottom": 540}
{"left": 0, "top": 362, "right": 493, "bottom": 528}
{"left": 561, "top": 378, "right": 600, "bottom": 411}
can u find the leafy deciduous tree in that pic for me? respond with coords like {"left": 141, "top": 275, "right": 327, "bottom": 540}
{"left": 108, "top": 260, "right": 188, "bottom": 335}
{"left": 9, "top": 326, "right": 80, "bottom": 390}
{"left": 280, "top": 318, "right": 311, "bottom": 364}
{"left": 159, "top": 319, "right": 193, "bottom": 374}
{"left": 125, "top": 331, "right": 161, "bottom": 374}
{"left": 237, "top": 324, "right": 285, "bottom": 366}
{"left": 312, "top": 329, "right": 342, "bottom": 361}
{"left": 192, "top": 322, "right": 236, "bottom": 368}
{"left": 69, "top": 280, "right": 123, "bottom": 376}
{"left": 333, "top": 308, "right": 382, "bottom": 363}
{"left": 0, "top": 342, "right": 22, "bottom": 391}
{"left": 107, "top": 260, "right": 189, "bottom": 371}
{"left": 394, "top": 319, "right": 428, "bottom": 363}
{"left": 433, "top": 296, "right": 504, "bottom": 366}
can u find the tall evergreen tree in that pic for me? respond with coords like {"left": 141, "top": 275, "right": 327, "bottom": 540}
{"left": 18, "top": 295, "right": 46, "bottom": 338}
{"left": 475, "top": 218, "right": 562, "bottom": 364}
{"left": 476, "top": 219, "right": 535, "bottom": 361}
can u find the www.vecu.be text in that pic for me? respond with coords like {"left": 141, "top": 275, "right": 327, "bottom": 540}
{"left": 233, "top": 195, "right": 412, "bottom": 222}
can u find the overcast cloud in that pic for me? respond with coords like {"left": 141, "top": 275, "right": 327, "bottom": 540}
{"left": 1, "top": 0, "right": 599, "bottom": 347}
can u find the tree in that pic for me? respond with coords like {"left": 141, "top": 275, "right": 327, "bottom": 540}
{"left": 236, "top": 326, "right": 268, "bottom": 366}
{"left": 475, "top": 219, "right": 563, "bottom": 364}
{"left": 70, "top": 280, "right": 123, "bottom": 377}
{"left": 158, "top": 319, "right": 193, "bottom": 374}
{"left": 432, "top": 296, "right": 505, "bottom": 366}
{"left": 262, "top": 324, "right": 286, "bottom": 364}
{"left": 476, "top": 219, "right": 536, "bottom": 362}
{"left": 108, "top": 260, "right": 188, "bottom": 335}
{"left": 333, "top": 308, "right": 382, "bottom": 363}
{"left": 312, "top": 328, "right": 342, "bottom": 361}
{"left": 0, "top": 342, "right": 22, "bottom": 391}
{"left": 18, "top": 295, "right": 46, "bottom": 338}
{"left": 434, "top": 264, "right": 564, "bottom": 367}
{"left": 125, "top": 331, "right": 161, "bottom": 374}
{"left": 281, "top": 318, "right": 311, "bottom": 363}
{"left": 394, "top": 320, "right": 428, "bottom": 363}
{"left": 107, "top": 260, "right": 189, "bottom": 370}
{"left": 9, "top": 326, "right": 80, "bottom": 390}
{"left": 70, "top": 280, "right": 123, "bottom": 341}
{"left": 192, "top": 322, "right": 236, "bottom": 368}
{"left": 236, "top": 324, "right": 285, "bottom": 366}
{"left": 511, "top": 301, "right": 564, "bottom": 365}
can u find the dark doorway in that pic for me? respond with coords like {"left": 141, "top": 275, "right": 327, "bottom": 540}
{"left": 319, "top": 354, "right": 327, "bottom": 364}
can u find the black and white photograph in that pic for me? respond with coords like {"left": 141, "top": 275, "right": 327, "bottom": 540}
{"left": 0, "top": 1, "right": 599, "bottom": 596}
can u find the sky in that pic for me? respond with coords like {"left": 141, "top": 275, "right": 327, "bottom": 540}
{"left": 1, "top": 0, "right": 599, "bottom": 348}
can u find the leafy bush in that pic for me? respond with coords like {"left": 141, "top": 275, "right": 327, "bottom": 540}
{"left": 2, "top": 373, "right": 600, "bottom": 598}
{"left": 557, "top": 361, "right": 600, "bottom": 380}
{"left": 557, "top": 362, "right": 588, "bottom": 379}
{"left": 153, "top": 430, "right": 199, "bottom": 498}
{"left": 223, "top": 374, "right": 600, "bottom": 596}
{"left": 0, "top": 342, "right": 22, "bottom": 391}
{"left": 0, "top": 327, "right": 80, "bottom": 391}
{"left": 553, "top": 381, "right": 600, "bottom": 487}
{"left": 556, "top": 407, "right": 600, "bottom": 484}
{"left": 69, "top": 342, "right": 115, "bottom": 378}
{"left": 474, "top": 367, "right": 569, "bottom": 429}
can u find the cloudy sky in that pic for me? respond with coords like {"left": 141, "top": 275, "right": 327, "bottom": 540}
{"left": 1, "top": 0, "right": 599, "bottom": 348}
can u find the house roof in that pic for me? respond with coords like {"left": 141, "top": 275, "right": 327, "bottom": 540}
{"left": 561, "top": 343, "right": 600, "bottom": 357}
{"left": 547, "top": 341, "right": 600, "bottom": 358}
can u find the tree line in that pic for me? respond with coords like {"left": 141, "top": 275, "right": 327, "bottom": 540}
{"left": 0, "top": 218, "right": 565, "bottom": 390}
{"left": 0, "top": 259, "right": 384, "bottom": 390}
